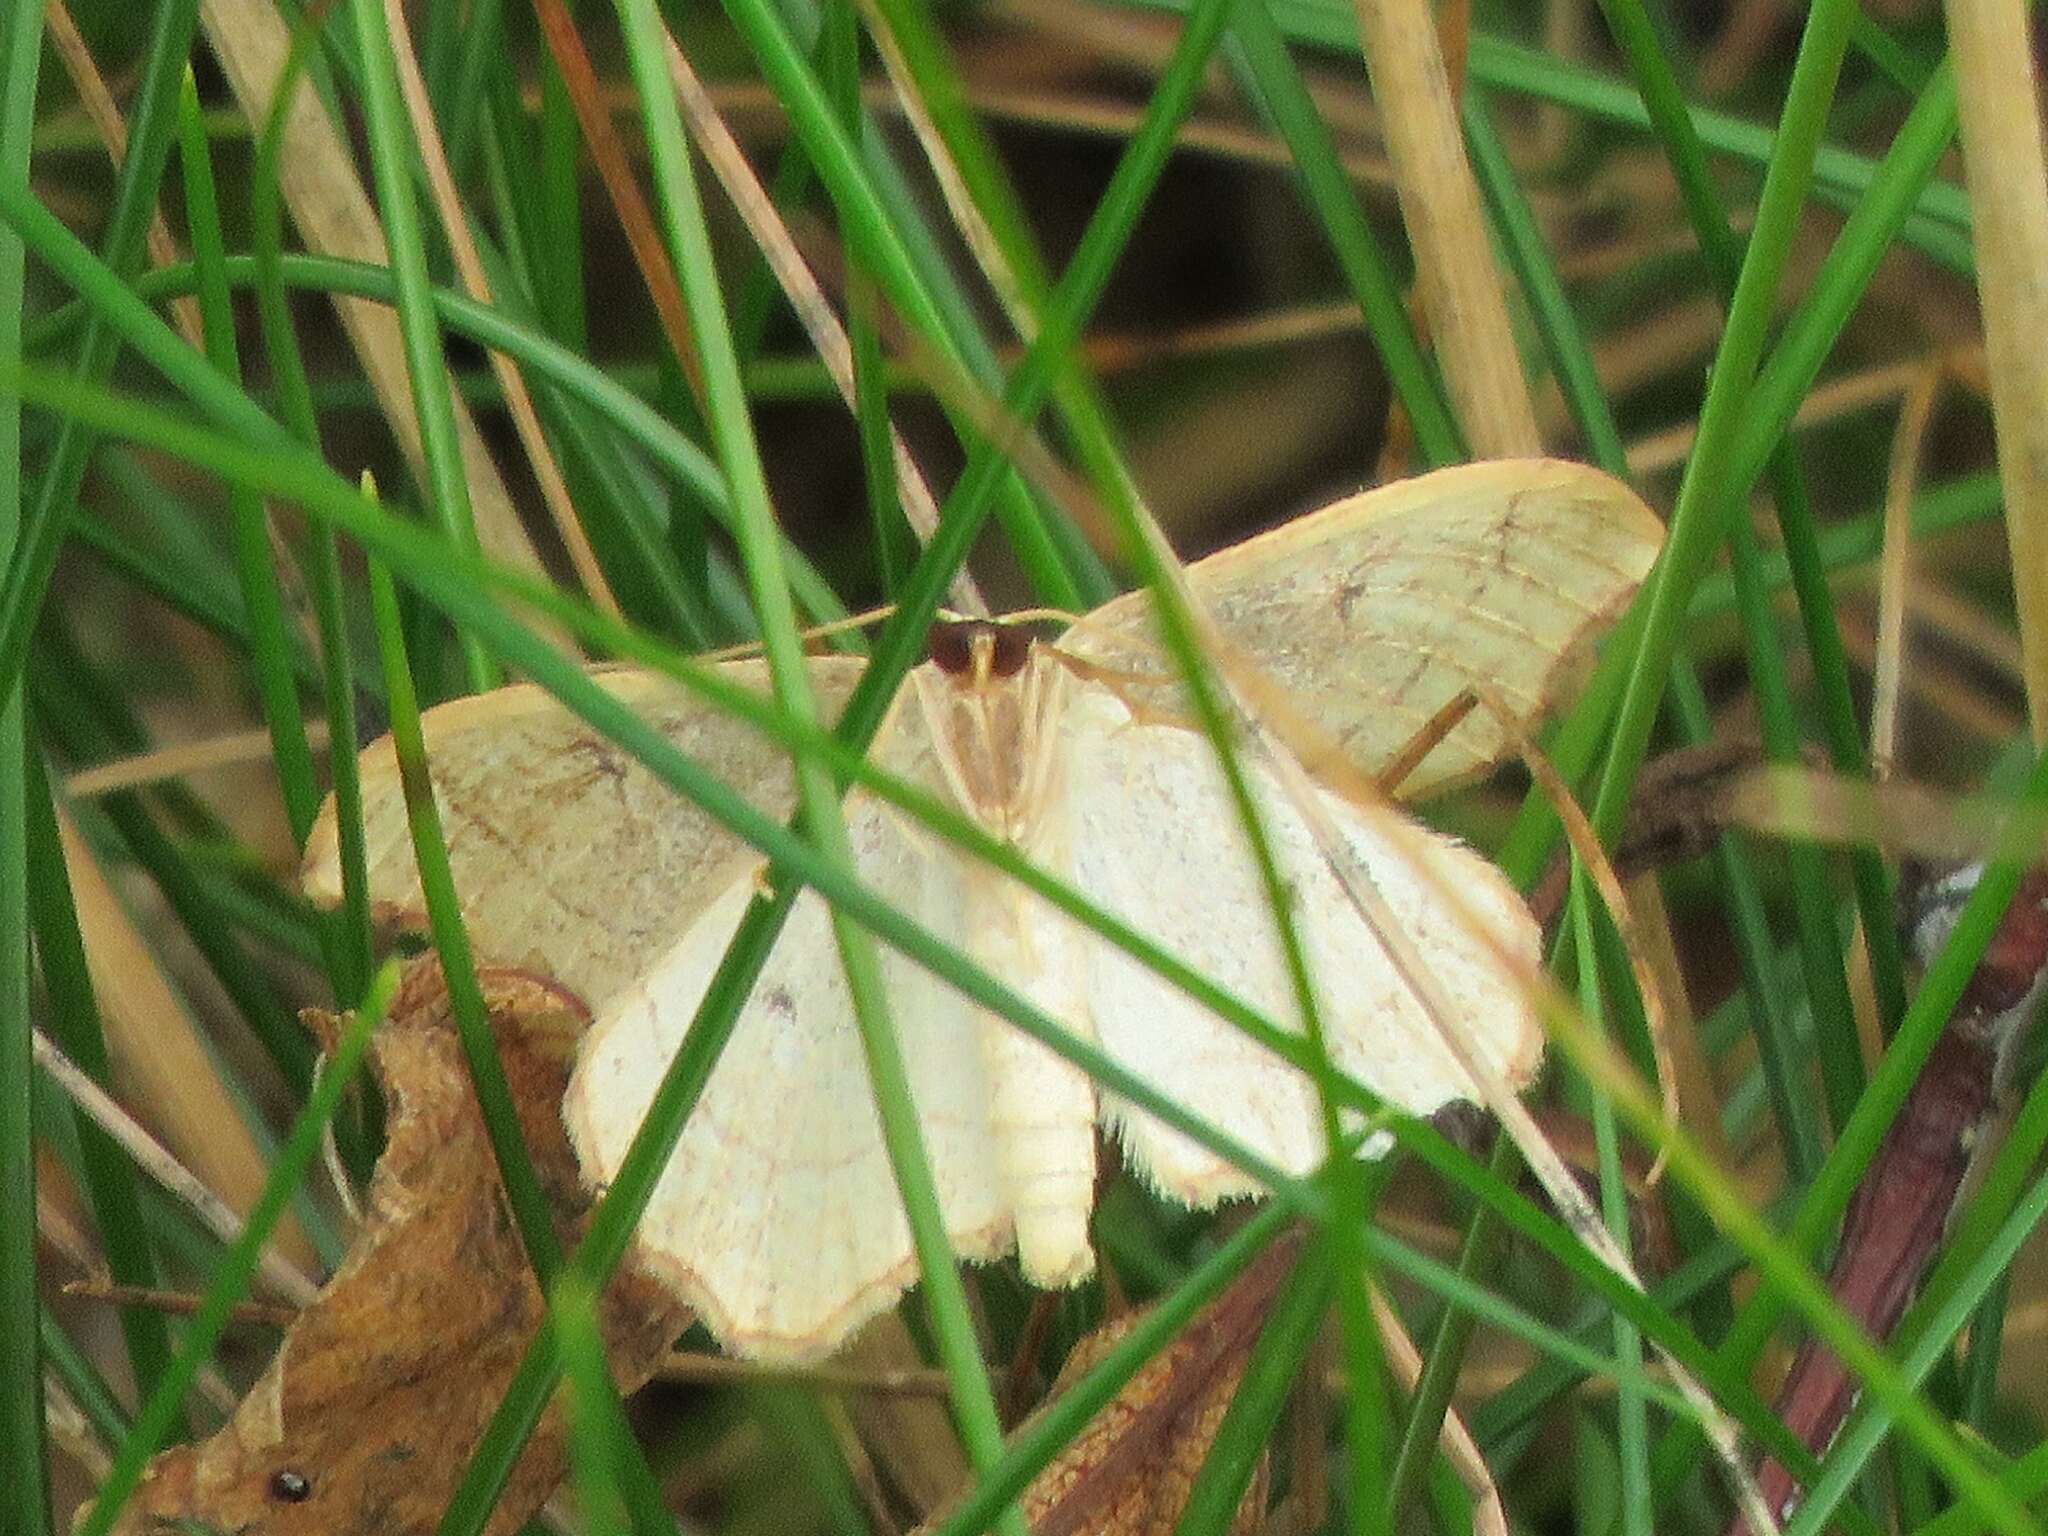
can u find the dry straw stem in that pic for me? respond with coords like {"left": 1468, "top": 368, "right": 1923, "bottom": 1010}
{"left": 31, "top": 1024, "right": 318, "bottom": 1306}
{"left": 379, "top": 0, "right": 623, "bottom": 622}
{"left": 1837, "top": 609, "right": 2025, "bottom": 743}
{"left": 1624, "top": 349, "right": 1975, "bottom": 477}
{"left": 64, "top": 720, "right": 335, "bottom": 800}
{"left": 1870, "top": 363, "right": 1944, "bottom": 774}
{"left": 699, "top": 64, "right": 1400, "bottom": 191}
{"left": 1480, "top": 685, "right": 1681, "bottom": 1182}
{"left": 1908, "top": 579, "right": 2026, "bottom": 677}
{"left": 52, "top": 803, "right": 320, "bottom": 1274}
{"left": 196, "top": 0, "right": 565, "bottom": 620}
{"left": 1369, "top": 1285, "right": 1507, "bottom": 1536}
{"left": 856, "top": 0, "right": 1034, "bottom": 339}
{"left": 842, "top": 1319, "right": 976, "bottom": 1516}
{"left": 656, "top": 1349, "right": 954, "bottom": 1397}
{"left": 653, "top": 18, "right": 990, "bottom": 617}
{"left": 1624, "top": 874, "right": 1733, "bottom": 1173}
{"left": 43, "top": 0, "right": 200, "bottom": 342}
{"left": 1943, "top": 0, "right": 2048, "bottom": 742}
{"left": 1349, "top": 0, "right": 1542, "bottom": 456}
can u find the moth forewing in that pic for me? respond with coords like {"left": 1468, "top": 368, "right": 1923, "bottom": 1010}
{"left": 1062, "top": 458, "right": 1664, "bottom": 799}
{"left": 300, "top": 659, "right": 869, "bottom": 1017}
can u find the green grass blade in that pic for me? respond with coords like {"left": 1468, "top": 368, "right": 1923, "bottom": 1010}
{"left": 1785, "top": 1163, "right": 2048, "bottom": 1536}
{"left": 40, "top": 1307, "right": 130, "bottom": 1456}
{"left": 1221, "top": 0, "right": 1461, "bottom": 464}
{"left": 0, "top": 3, "right": 47, "bottom": 1522}
{"left": 247, "top": 4, "right": 380, "bottom": 877}
{"left": 854, "top": 0, "right": 1152, "bottom": 603}
{"left": 8, "top": 0, "right": 198, "bottom": 708}
{"left": 32, "top": 655, "right": 319, "bottom": 1100}
{"left": 1668, "top": 666, "right": 1826, "bottom": 1185}
{"left": 614, "top": 0, "right": 1020, "bottom": 1507}
{"left": 1587, "top": 0, "right": 1861, "bottom": 840}
{"left": 347, "top": 0, "right": 497, "bottom": 693}
{"left": 1178, "top": 1235, "right": 1336, "bottom": 1536}
{"left": 1724, "top": 64, "right": 1960, "bottom": 500}
{"left": 1596, "top": 0, "right": 1911, "bottom": 1033}
{"left": 1724, "top": 512, "right": 1866, "bottom": 1130}
{"left": 555, "top": 1272, "right": 678, "bottom": 1536}
{"left": 176, "top": 65, "right": 323, "bottom": 849}
{"left": 1573, "top": 890, "right": 1652, "bottom": 1536}
{"left": 24, "top": 748, "right": 178, "bottom": 1416}
{"left": 719, "top": 0, "right": 1107, "bottom": 610}
{"left": 365, "top": 549, "right": 566, "bottom": 1283}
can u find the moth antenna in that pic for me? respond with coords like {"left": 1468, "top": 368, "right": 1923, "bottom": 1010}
{"left": 997, "top": 604, "right": 1085, "bottom": 629}
{"left": 695, "top": 604, "right": 899, "bottom": 666}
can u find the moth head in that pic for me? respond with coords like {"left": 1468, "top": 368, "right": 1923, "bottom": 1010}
{"left": 925, "top": 618, "right": 1037, "bottom": 683}
{"left": 915, "top": 620, "right": 1067, "bottom": 846}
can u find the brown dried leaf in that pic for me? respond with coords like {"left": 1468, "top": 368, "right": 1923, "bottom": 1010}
{"left": 110, "top": 959, "right": 693, "bottom": 1536}
{"left": 975, "top": 1230, "right": 1303, "bottom": 1536}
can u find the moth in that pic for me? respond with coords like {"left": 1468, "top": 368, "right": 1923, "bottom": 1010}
{"left": 305, "top": 458, "right": 1663, "bottom": 1361}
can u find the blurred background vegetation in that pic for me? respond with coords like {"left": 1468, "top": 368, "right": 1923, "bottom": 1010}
{"left": 9, "top": 0, "right": 2047, "bottom": 1532}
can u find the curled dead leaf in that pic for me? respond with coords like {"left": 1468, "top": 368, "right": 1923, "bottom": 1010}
{"left": 105, "top": 959, "right": 692, "bottom": 1536}
{"left": 930, "top": 1230, "right": 1303, "bottom": 1536}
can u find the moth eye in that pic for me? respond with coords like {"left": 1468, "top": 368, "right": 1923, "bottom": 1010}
{"left": 987, "top": 625, "right": 1033, "bottom": 678}
{"left": 925, "top": 621, "right": 977, "bottom": 675}
{"left": 268, "top": 1469, "right": 313, "bottom": 1503}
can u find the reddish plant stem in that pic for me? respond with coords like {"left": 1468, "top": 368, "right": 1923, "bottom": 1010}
{"left": 1726, "top": 869, "right": 2048, "bottom": 1536}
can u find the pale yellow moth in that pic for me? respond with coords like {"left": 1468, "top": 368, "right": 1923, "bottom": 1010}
{"left": 304, "top": 457, "right": 1663, "bottom": 1361}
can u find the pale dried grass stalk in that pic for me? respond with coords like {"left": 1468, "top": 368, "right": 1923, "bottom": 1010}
{"left": 656, "top": 23, "right": 989, "bottom": 617}
{"left": 1369, "top": 1286, "right": 1508, "bottom": 1536}
{"left": 65, "top": 721, "right": 334, "bottom": 800}
{"left": 856, "top": 0, "right": 1032, "bottom": 341}
{"left": 1348, "top": 0, "right": 1541, "bottom": 457}
{"left": 843, "top": 1317, "right": 974, "bottom": 1517}
{"left": 1481, "top": 685, "right": 1681, "bottom": 1183}
{"left": 1906, "top": 580, "right": 2025, "bottom": 677}
{"left": 32, "top": 1025, "right": 319, "bottom": 1306}
{"left": 657, "top": 1350, "right": 953, "bottom": 1396}
{"left": 1871, "top": 363, "right": 1944, "bottom": 775}
{"left": 53, "top": 803, "right": 320, "bottom": 1273}
{"left": 1943, "top": 0, "right": 2048, "bottom": 742}
{"left": 43, "top": 1, "right": 200, "bottom": 342}
{"left": 1626, "top": 874, "right": 1733, "bottom": 1172}
{"left": 196, "top": 0, "right": 566, "bottom": 629}
{"left": 1625, "top": 353, "right": 1958, "bottom": 477}
{"left": 1837, "top": 610, "right": 2025, "bottom": 742}
{"left": 380, "top": 0, "right": 623, "bottom": 623}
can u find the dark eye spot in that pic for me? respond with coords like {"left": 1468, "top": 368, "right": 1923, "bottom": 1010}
{"left": 269, "top": 1469, "right": 313, "bottom": 1503}
{"left": 987, "top": 625, "right": 1033, "bottom": 678}
{"left": 926, "top": 621, "right": 976, "bottom": 675}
